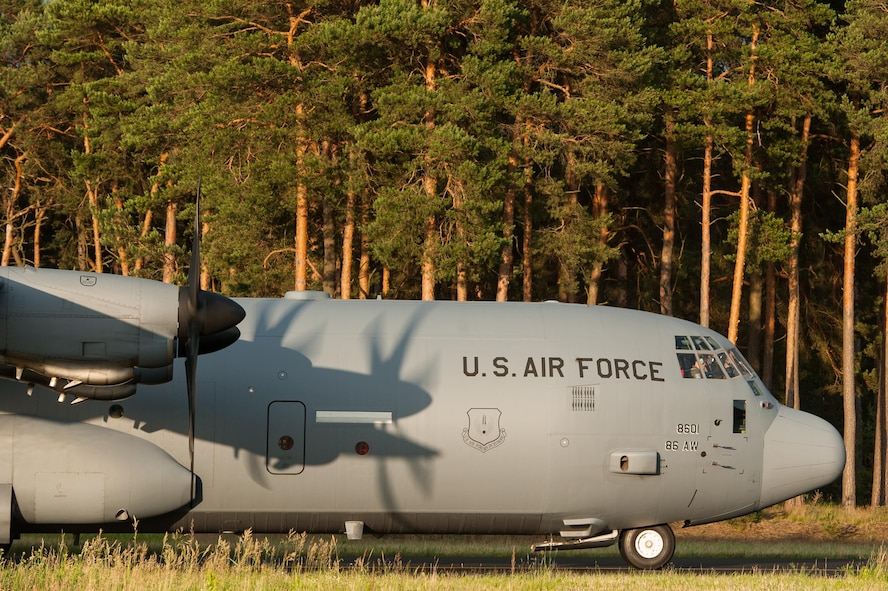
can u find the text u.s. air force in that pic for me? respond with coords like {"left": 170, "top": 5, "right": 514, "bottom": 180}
{"left": 461, "top": 356, "right": 665, "bottom": 381}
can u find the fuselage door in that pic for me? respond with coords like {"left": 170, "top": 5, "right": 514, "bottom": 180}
{"left": 267, "top": 401, "right": 306, "bottom": 475}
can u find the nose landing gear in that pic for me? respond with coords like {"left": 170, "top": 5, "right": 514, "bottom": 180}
{"left": 618, "top": 524, "right": 675, "bottom": 570}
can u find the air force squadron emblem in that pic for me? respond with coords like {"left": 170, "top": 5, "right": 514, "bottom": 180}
{"left": 462, "top": 408, "right": 507, "bottom": 452}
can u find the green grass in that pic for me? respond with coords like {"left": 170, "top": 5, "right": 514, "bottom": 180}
{"left": 0, "top": 531, "right": 885, "bottom": 591}
{"left": 2, "top": 508, "right": 887, "bottom": 591}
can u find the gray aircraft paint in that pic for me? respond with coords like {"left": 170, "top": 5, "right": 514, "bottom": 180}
{"left": 0, "top": 291, "right": 844, "bottom": 542}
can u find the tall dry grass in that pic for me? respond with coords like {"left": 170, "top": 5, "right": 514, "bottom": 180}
{"left": 0, "top": 527, "right": 885, "bottom": 591}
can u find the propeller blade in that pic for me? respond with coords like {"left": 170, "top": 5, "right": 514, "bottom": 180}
{"left": 185, "top": 181, "right": 201, "bottom": 508}
{"left": 185, "top": 347, "right": 197, "bottom": 505}
{"left": 176, "top": 179, "right": 245, "bottom": 508}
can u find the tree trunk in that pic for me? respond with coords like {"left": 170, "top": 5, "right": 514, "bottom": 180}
{"left": 163, "top": 200, "right": 177, "bottom": 283}
{"left": 319, "top": 142, "right": 338, "bottom": 297}
{"left": 762, "top": 185, "right": 778, "bottom": 391}
{"left": 294, "top": 105, "right": 309, "bottom": 292}
{"left": 747, "top": 270, "right": 763, "bottom": 373}
{"left": 421, "top": 213, "right": 437, "bottom": 301}
{"left": 135, "top": 152, "right": 168, "bottom": 273}
{"left": 700, "top": 128, "right": 713, "bottom": 328}
{"left": 341, "top": 191, "right": 355, "bottom": 299}
{"left": 341, "top": 152, "right": 357, "bottom": 299}
{"left": 763, "top": 261, "right": 776, "bottom": 391}
{"left": 496, "top": 152, "right": 518, "bottom": 302}
{"left": 200, "top": 221, "right": 210, "bottom": 290}
{"left": 420, "top": 47, "right": 438, "bottom": 301}
{"left": 113, "top": 183, "right": 131, "bottom": 276}
{"left": 785, "top": 115, "right": 809, "bottom": 409}
{"left": 727, "top": 24, "right": 761, "bottom": 345}
{"left": 322, "top": 196, "right": 337, "bottom": 296}
{"left": 873, "top": 266, "right": 888, "bottom": 506}
{"left": 700, "top": 30, "right": 715, "bottom": 328}
{"left": 660, "top": 115, "right": 677, "bottom": 316}
{"left": 33, "top": 202, "right": 46, "bottom": 268}
{"left": 2, "top": 153, "right": 27, "bottom": 267}
{"left": 359, "top": 189, "right": 371, "bottom": 299}
{"left": 727, "top": 111, "right": 753, "bottom": 345}
{"left": 522, "top": 150, "right": 534, "bottom": 302}
{"left": 587, "top": 184, "right": 609, "bottom": 306}
{"left": 842, "top": 132, "right": 860, "bottom": 510}
{"left": 76, "top": 215, "right": 89, "bottom": 271}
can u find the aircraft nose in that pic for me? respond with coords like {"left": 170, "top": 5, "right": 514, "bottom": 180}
{"left": 759, "top": 406, "right": 845, "bottom": 508}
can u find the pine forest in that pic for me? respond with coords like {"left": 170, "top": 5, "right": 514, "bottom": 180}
{"left": 2, "top": 0, "right": 888, "bottom": 506}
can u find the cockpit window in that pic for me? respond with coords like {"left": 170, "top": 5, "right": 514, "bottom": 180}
{"left": 699, "top": 353, "right": 725, "bottom": 379}
{"left": 717, "top": 351, "right": 739, "bottom": 378}
{"left": 726, "top": 348, "right": 754, "bottom": 378}
{"left": 678, "top": 353, "right": 701, "bottom": 378}
{"left": 675, "top": 336, "right": 756, "bottom": 381}
{"left": 675, "top": 336, "right": 693, "bottom": 350}
{"left": 691, "top": 336, "right": 710, "bottom": 350}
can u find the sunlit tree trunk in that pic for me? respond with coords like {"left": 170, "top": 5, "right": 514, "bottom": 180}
{"left": 0, "top": 124, "right": 23, "bottom": 267}
{"left": 341, "top": 180, "right": 356, "bottom": 299}
{"left": 359, "top": 190, "right": 371, "bottom": 299}
{"left": 587, "top": 184, "right": 609, "bottom": 305}
{"left": 785, "top": 115, "right": 810, "bottom": 410}
{"left": 842, "top": 132, "right": 860, "bottom": 510}
{"left": 135, "top": 153, "right": 168, "bottom": 273}
{"left": 2, "top": 153, "right": 28, "bottom": 267}
{"left": 727, "top": 25, "right": 759, "bottom": 344}
{"left": 660, "top": 115, "right": 677, "bottom": 316}
{"left": 699, "top": 31, "right": 715, "bottom": 328}
{"left": 420, "top": 45, "right": 438, "bottom": 301}
{"left": 294, "top": 118, "right": 309, "bottom": 292}
{"left": 163, "top": 200, "right": 177, "bottom": 283}
{"left": 496, "top": 152, "right": 518, "bottom": 302}
{"left": 33, "top": 201, "right": 47, "bottom": 269}
{"left": 287, "top": 7, "right": 312, "bottom": 292}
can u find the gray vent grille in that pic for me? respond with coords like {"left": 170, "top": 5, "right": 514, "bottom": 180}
{"left": 571, "top": 385, "right": 595, "bottom": 411}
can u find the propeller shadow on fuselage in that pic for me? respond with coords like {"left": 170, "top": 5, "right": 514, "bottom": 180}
{"left": 0, "top": 295, "right": 439, "bottom": 486}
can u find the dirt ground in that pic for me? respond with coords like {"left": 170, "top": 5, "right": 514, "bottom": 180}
{"left": 672, "top": 504, "right": 888, "bottom": 543}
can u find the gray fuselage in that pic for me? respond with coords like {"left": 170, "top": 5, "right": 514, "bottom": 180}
{"left": 0, "top": 295, "right": 845, "bottom": 538}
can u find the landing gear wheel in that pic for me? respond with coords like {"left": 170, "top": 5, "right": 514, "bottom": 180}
{"left": 618, "top": 524, "right": 675, "bottom": 570}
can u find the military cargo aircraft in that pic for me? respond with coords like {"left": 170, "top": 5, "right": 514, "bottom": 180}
{"left": 0, "top": 244, "right": 845, "bottom": 569}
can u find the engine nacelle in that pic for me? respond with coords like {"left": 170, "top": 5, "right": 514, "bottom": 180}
{"left": 0, "top": 415, "right": 193, "bottom": 527}
{"left": 0, "top": 267, "right": 179, "bottom": 376}
{"left": 0, "top": 266, "right": 244, "bottom": 400}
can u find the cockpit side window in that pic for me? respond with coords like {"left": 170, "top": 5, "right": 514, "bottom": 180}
{"left": 726, "top": 348, "right": 754, "bottom": 378}
{"left": 717, "top": 351, "right": 739, "bottom": 378}
{"left": 678, "top": 353, "right": 701, "bottom": 378}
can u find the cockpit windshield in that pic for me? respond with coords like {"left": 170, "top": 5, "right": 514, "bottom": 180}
{"left": 675, "top": 336, "right": 755, "bottom": 383}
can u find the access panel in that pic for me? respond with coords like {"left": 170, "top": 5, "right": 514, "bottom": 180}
{"left": 267, "top": 401, "right": 306, "bottom": 475}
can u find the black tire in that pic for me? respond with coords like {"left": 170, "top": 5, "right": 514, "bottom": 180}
{"left": 618, "top": 524, "right": 675, "bottom": 570}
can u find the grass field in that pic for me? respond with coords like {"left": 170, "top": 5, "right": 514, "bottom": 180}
{"left": 1, "top": 505, "right": 886, "bottom": 590}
